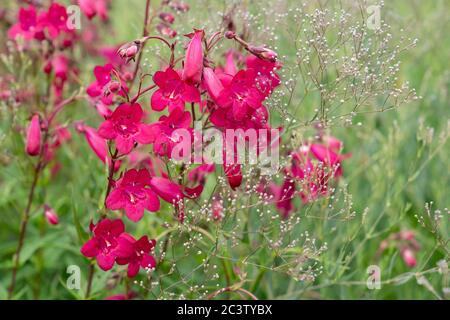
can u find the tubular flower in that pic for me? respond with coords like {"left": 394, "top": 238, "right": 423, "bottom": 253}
{"left": 182, "top": 29, "right": 204, "bottom": 84}
{"left": 26, "top": 114, "right": 42, "bottom": 156}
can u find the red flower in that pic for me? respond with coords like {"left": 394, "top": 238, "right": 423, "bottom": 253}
{"left": 215, "top": 69, "right": 265, "bottom": 121}
{"left": 98, "top": 103, "right": 154, "bottom": 155}
{"left": 80, "top": 219, "right": 125, "bottom": 271}
{"left": 182, "top": 29, "right": 204, "bottom": 84}
{"left": 151, "top": 68, "right": 200, "bottom": 112}
{"left": 26, "top": 114, "right": 41, "bottom": 156}
{"left": 106, "top": 169, "right": 160, "bottom": 222}
{"left": 115, "top": 234, "right": 156, "bottom": 277}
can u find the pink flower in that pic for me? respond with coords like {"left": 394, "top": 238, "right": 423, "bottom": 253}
{"left": 80, "top": 219, "right": 125, "bottom": 271}
{"left": 182, "top": 29, "right": 204, "bottom": 84}
{"left": 43, "top": 3, "right": 70, "bottom": 39}
{"left": 76, "top": 123, "right": 119, "bottom": 171}
{"left": 44, "top": 204, "right": 59, "bottom": 225}
{"left": 224, "top": 50, "right": 238, "bottom": 76}
{"left": 215, "top": 69, "right": 265, "bottom": 121}
{"left": 26, "top": 114, "right": 41, "bottom": 156}
{"left": 150, "top": 177, "right": 184, "bottom": 205}
{"left": 87, "top": 64, "right": 127, "bottom": 106}
{"left": 401, "top": 248, "right": 417, "bottom": 268}
{"left": 246, "top": 55, "right": 281, "bottom": 97}
{"left": 151, "top": 68, "right": 200, "bottom": 112}
{"left": 149, "top": 108, "right": 192, "bottom": 158}
{"left": 78, "top": 0, "right": 109, "bottom": 21}
{"left": 8, "top": 6, "right": 44, "bottom": 41}
{"left": 115, "top": 234, "right": 156, "bottom": 277}
{"left": 106, "top": 169, "right": 160, "bottom": 222}
{"left": 98, "top": 103, "right": 154, "bottom": 155}
{"left": 202, "top": 67, "right": 224, "bottom": 101}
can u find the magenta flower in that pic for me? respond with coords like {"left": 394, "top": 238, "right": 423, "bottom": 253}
{"left": 87, "top": 64, "right": 127, "bottom": 106}
{"left": 106, "top": 169, "right": 160, "bottom": 222}
{"left": 202, "top": 67, "right": 224, "bottom": 101}
{"left": 26, "top": 114, "right": 42, "bottom": 156}
{"left": 8, "top": 6, "right": 44, "bottom": 41}
{"left": 43, "top": 3, "right": 70, "bottom": 39}
{"left": 76, "top": 123, "right": 120, "bottom": 171}
{"left": 182, "top": 29, "right": 204, "bottom": 84}
{"left": 115, "top": 234, "right": 157, "bottom": 277}
{"left": 215, "top": 69, "right": 265, "bottom": 121}
{"left": 401, "top": 248, "right": 417, "bottom": 268}
{"left": 150, "top": 177, "right": 184, "bottom": 205}
{"left": 98, "top": 103, "right": 154, "bottom": 155}
{"left": 223, "top": 163, "right": 243, "bottom": 190}
{"left": 78, "top": 0, "right": 110, "bottom": 21}
{"left": 149, "top": 108, "right": 192, "bottom": 158}
{"left": 151, "top": 68, "right": 200, "bottom": 112}
{"left": 246, "top": 55, "right": 281, "bottom": 97}
{"left": 80, "top": 219, "right": 125, "bottom": 271}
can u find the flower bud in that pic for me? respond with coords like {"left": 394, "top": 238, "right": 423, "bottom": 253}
{"left": 44, "top": 204, "right": 59, "bottom": 225}
{"left": 159, "top": 12, "right": 175, "bottom": 24}
{"left": 401, "top": 248, "right": 417, "bottom": 268}
{"left": 247, "top": 45, "right": 277, "bottom": 62}
{"left": 224, "top": 31, "right": 236, "bottom": 39}
{"left": 182, "top": 29, "right": 204, "bottom": 84}
{"left": 26, "top": 114, "right": 42, "bottom": 156}
{"left": 202, "top": 67, "right": 223, "bottom": 101}
{"left": 117, "top": 40, "right": 141, "bottom": 63}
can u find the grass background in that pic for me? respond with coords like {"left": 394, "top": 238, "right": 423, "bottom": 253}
{"left": 0, "top": 0, "right": 448, "bottom": 299}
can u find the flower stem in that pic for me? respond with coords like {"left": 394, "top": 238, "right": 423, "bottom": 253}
{"left": 8, "top": 136, "right": 46, "bottom": 299}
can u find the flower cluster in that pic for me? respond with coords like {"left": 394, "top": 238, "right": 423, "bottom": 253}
{"left": 259, "top": 136, "right": 351, "bottom": 218}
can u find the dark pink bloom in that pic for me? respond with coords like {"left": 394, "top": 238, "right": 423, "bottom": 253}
{"left": 87, "top": 64, "right": 127, "bottom": 106}
{"left": 224, "top": 50, "right": 237, "bottom": 76}
{"left": 8, "top": 6, "right": 43, "bottom": 41}
{"left": 223, "top": 163, "right": 242, "bottom": 190}
{"left": 310, "top": 143, "right": 351, "bottom": 177}
{"left": 151, "top": 68, "right": 200, "bottom": 112}
{"left": 148, "top": 108, "right": 192, "bottom": 158}
{"left": 182, "top": 29, "right": 204, "bottom": 84}
{"left": 98, "top": 103, "right": 154, "bottom": 155}
{"left": 80, "top": 219, "right": 125, "bottom": 271}
{"left": 215, "top": 69, "right": 265, "bottom": 121}
{"left": 44, "top": 204, "right": 59, "bottom": 225}
{"left": 43, "top": 3, "right": 70, "bottom": 39}
{"left": 26, "top": 114, "right": 41, "bottom": 156}
{"left": 115, "top": 234, "right": 156, "bottom": 277}
{"left": 106, "top": 169, "right": 160, "bottom": 222}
